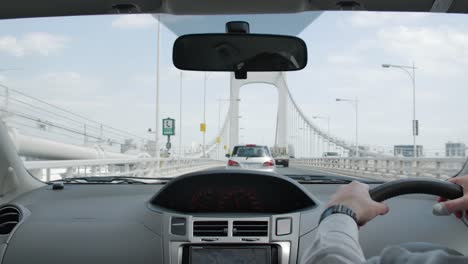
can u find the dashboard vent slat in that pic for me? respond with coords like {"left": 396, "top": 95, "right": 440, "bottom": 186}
{"left": 193, "top": 221, "right": 228, "bottom": 237}
{"left": 233, "top": 221, "right": 268, "bottom": 237}
{"left": 0, "top": 206, "right": 21, "bottom": 235}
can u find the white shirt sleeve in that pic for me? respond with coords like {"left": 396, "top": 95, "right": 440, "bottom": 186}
{"left": 301, "top": 214, "right": 366, "bottom": 264}
{"left": 301, "top": 214, "right": 468, "bottom": 264}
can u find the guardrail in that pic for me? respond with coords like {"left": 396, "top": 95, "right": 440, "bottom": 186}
{"left": 25, "top": 158, "right": 225, "bottom": 182}
{"left": 291, "top": 157, "right": 466, "bottom": 180}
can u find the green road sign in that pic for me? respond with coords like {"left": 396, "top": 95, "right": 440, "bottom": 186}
{"left": 162, "top": 118, "right": 175, "bottom": 136}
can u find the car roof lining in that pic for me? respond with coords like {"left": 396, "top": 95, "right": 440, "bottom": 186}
{"left": 3, "top": 0, "right": 468, "bottom": 20}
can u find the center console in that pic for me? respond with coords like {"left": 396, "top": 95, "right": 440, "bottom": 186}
{"left": 164, "top": 215, "right": 300, "bottom": 264}
{"left": 147, "top": 170, "right": 320, "bottom": 264}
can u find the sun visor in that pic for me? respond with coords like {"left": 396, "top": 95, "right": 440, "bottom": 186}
{"left": 154, "top": 12, "right": 322, "bottom": 36}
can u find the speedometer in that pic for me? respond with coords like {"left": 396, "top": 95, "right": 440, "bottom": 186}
{"left": 189, "top": 189, "right": 217, "bottom": 211}
{"left": 151, "top": 171, "right": 316, "bottom": 214}
{"left": 218, "top": 188, "right": 264, "bottom": 212}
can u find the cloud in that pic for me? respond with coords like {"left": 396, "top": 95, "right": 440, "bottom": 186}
{"left": 0, "top": 32, "right": 68, "bottom": 57}
{"left": 36, "top": 71, "right": 100, "bottom": 99}
{"left": 377, "top": 26, "right": 468, "bottom": 76}
{"left": 289, "top": 20, "right": 468, "bottom": 149}
{"left": 349, "top": 12, "right": 427, "bottom": 28}
{"left": 0, "top": 36, "right": 23, "bottom": 56}
{"left": 2, "top": 71, "right": 100, "bottom": 102}
{"left": 327, "top": 54, "right": 361, "bottom": 65}
{"left": 112, "top": 14, "right": 156, "bottom": 29}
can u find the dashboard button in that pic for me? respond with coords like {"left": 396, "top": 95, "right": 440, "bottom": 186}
{"left": 171, "top": 217, "right": 186, "bottom": 236}
{"left": 276, "top": 218, "right": 291, "bottom": 236}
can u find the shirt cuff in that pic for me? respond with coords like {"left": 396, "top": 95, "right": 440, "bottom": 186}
{"left": 319, "top": 213, "right": 360, "bottom": 239}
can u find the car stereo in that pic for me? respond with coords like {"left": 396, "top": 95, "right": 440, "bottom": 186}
{"left": 182, "top": 245, "right": 279, "bottom": 264}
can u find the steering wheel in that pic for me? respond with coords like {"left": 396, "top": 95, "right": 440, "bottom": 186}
{"left": 369, "top": 178, "right": 464, "bottom": 256}
{"left": 369, "top": 178, "right": 463, "bottom": 202}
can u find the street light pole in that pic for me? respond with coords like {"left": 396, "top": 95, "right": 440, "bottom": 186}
{"left": 382, "top": 62, "right": 418, "bottom": 157}
{"left": 355, "top": 96, "right": 358, "bottom": 158}
{"left": 154, "top": 14, "right": 162, "bottom": 162}
{"left": 336, "top": 98, "right": 359, "bottom": 157}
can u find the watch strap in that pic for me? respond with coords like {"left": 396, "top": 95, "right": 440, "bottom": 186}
{"left": 319, "top": 204, "right": 358, "bottom": 224}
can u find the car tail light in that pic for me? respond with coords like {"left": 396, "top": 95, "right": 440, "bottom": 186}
{"left": 228, "top": 160, "right": 239, "bottom": 166}
{"left": 263, "top": 160, "right": 275, "bottom": 167}
{"left": 245, "top": 144, "right": 256, "bottom": 147}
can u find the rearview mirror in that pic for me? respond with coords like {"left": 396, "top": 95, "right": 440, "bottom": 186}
{"left": 173, "top": 33, "right": 307, "bottom": 79}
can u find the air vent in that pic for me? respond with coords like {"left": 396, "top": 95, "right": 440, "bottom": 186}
{"left": 193, "top": 221, "right": 228, "bottom": 237}
{"left": 233, "top": 221, "right": 268, "bottom": 237}
{"left": 0, "top": 206, "right": 21, "bottom": 235}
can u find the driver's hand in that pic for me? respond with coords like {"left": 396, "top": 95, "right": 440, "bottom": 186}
{"left": 438, "top": 175, "right": 468, "bottom": 219}
{"left": 328, "top": 181, "right": 389, "bottom": 226}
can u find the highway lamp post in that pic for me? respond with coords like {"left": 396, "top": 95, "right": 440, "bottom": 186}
{"left": 336, "top": 98, "right": 359, "bottom": 157}
{"left": 382, "top": 63, "right": 418, "bottom": 158}
{"left": 312, "top": 116, "right": 330, "bottom": 152}
{"left": 154, "top": 14, "right": 162, "bottom": 163}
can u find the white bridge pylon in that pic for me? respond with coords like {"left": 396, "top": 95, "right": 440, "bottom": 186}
{"left": 205, "top": 72, "right": 383, "bottom": 158}
{"left": 228, "top": 72, "right": 289, "bottom": 148}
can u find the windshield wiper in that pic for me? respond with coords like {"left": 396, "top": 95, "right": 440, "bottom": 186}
{"left": 288, "top": 175, "right": 352, "bottom": 184}
{"left": 286, "top": 175, "right": 382, "bottom": 184}
{"left": 48, "top": 176, "right": 175, "bottom": 184}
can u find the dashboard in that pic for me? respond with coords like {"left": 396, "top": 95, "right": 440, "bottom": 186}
{"left": 0, "top": 170, "right": 468, "bottom": 264}
{"left": 150, "top": 172, "right": 316, "bottom": 214}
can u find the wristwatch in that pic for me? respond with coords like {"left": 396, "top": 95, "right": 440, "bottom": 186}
{"left": 319, "top": 204, "right": 358, "bottom": 224}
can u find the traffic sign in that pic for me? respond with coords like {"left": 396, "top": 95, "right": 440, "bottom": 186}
{"left": 413, "top": 120, "right": 419, "bottom": 136}
{"left": 163, "top": 118, "right": 175, "bottom": 136}
{"left": 200, "top": 123, "right": 206, "bottom": 132}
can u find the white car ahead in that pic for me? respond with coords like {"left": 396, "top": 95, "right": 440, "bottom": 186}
{"left": 226, "top": 144, "right": 276, "bottom": 171}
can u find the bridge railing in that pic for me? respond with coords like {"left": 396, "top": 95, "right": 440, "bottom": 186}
{"left": 292, "top": 157, "right": 466, "bottom": 180}
{"left": 25, "top": 158, "right": 224, "bottom": 182}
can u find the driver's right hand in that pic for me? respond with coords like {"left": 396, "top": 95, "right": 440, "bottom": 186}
{"left": 438, "top": 175, "right": 468, "bottom": 219}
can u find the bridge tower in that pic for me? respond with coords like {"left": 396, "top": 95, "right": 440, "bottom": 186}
{"left": 228, "top": 72, "right": 289, "bottom": 149}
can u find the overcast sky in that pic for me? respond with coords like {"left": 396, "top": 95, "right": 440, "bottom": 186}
{"left": 1, "top": 11, "right": 468, "bottom": 154}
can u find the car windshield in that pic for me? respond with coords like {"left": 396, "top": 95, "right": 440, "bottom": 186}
{"left": 0, "top": 11, "right": 467, "bottom": 183}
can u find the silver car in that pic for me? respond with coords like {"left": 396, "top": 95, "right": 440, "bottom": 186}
{"left": 226, "top": 144, "right": 276, "bottom": 171}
